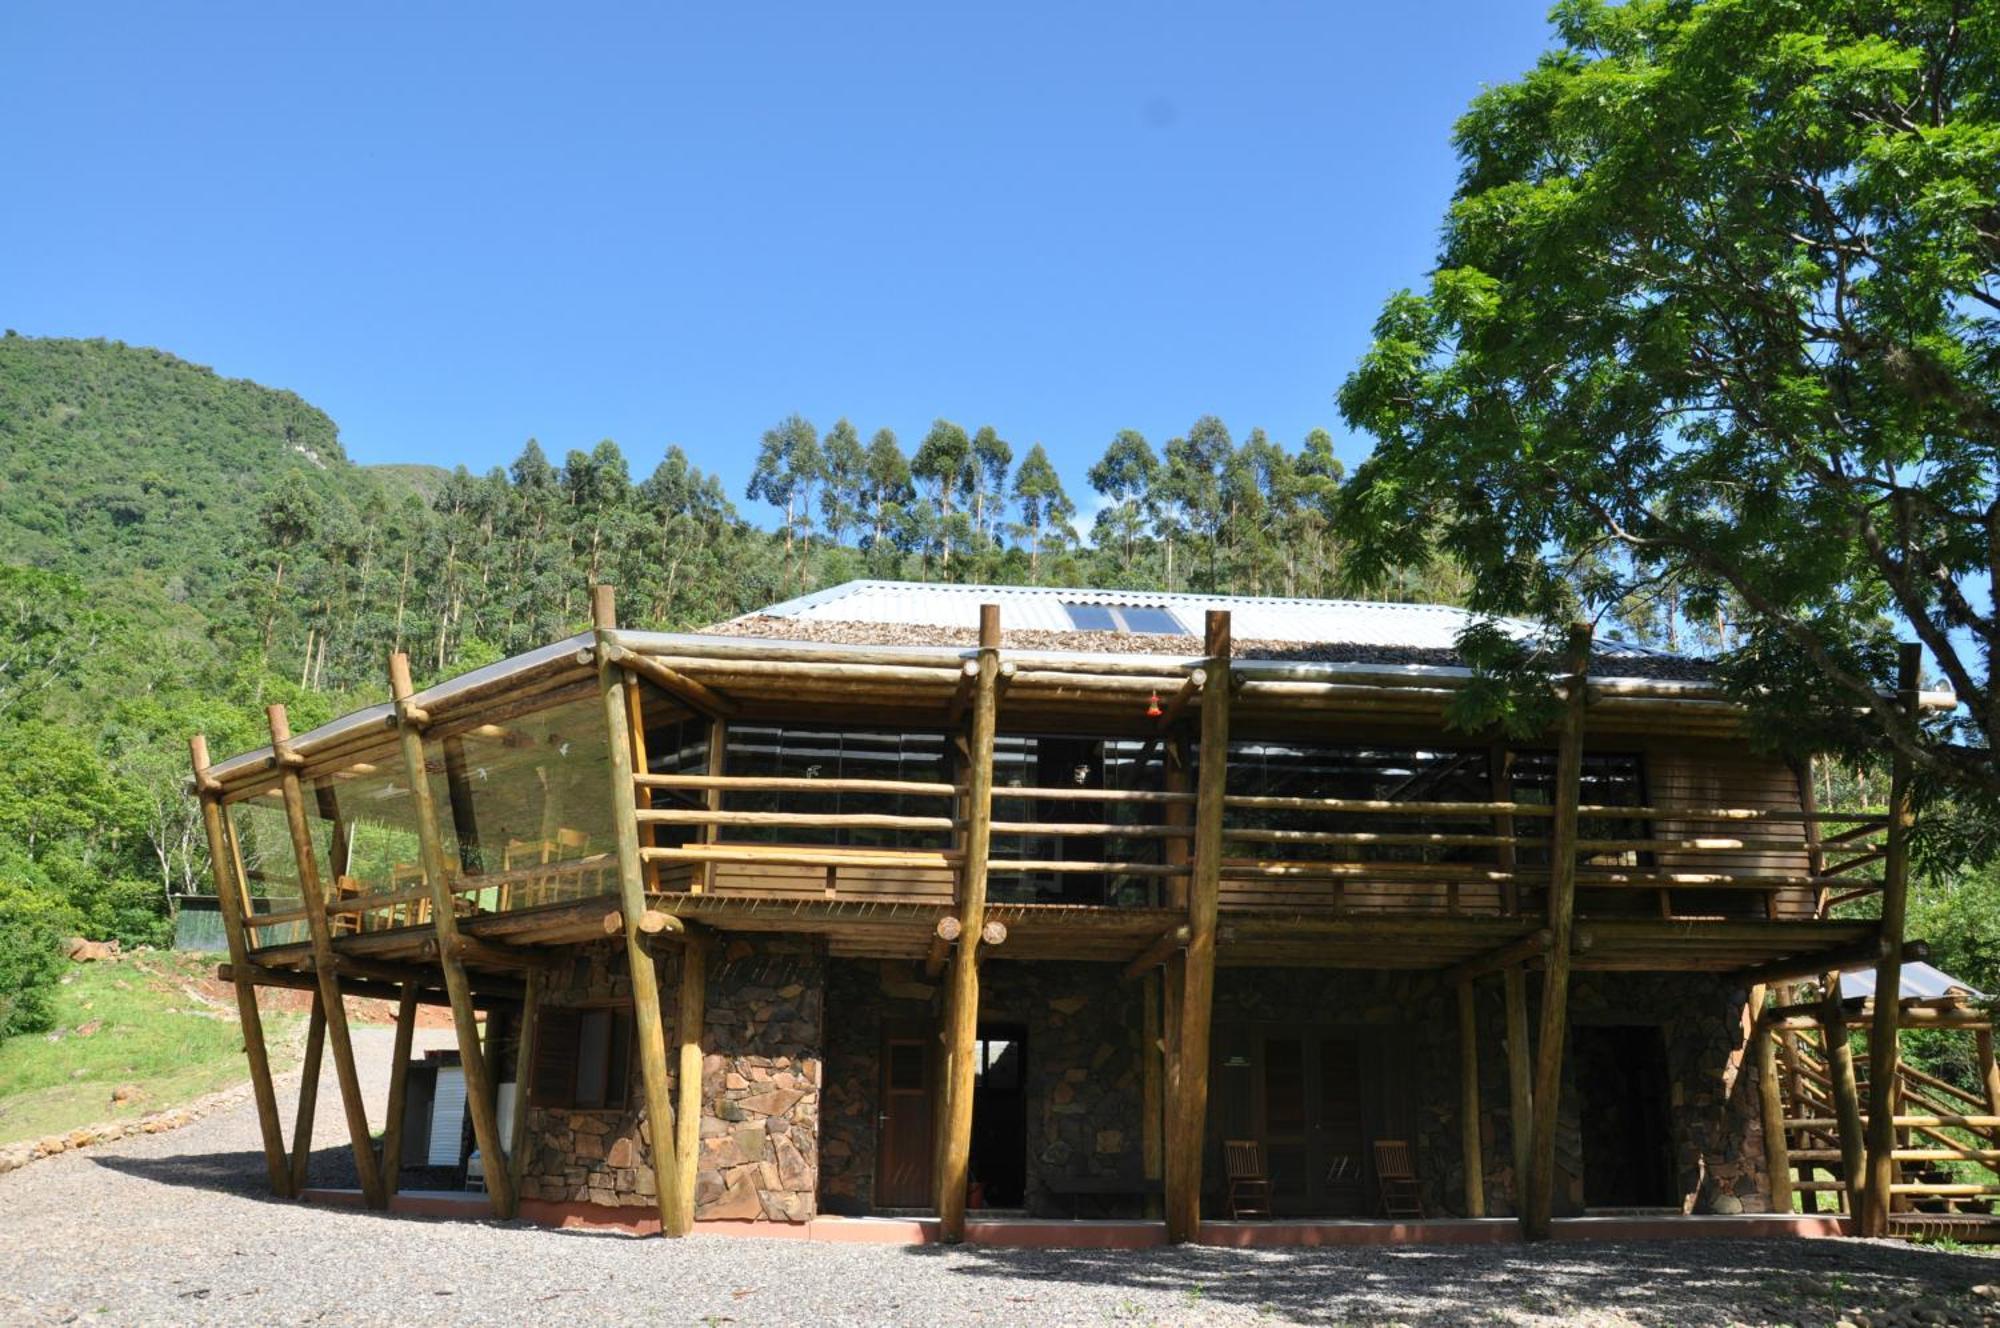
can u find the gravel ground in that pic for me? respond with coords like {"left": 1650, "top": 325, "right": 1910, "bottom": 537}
{"left": 1, "top": 1029, "right": 1994, "bottom": 1327}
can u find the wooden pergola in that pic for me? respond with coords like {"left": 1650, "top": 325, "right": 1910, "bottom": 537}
{"left": 189, "top": 587, "right": 1928, "bottom": 1241}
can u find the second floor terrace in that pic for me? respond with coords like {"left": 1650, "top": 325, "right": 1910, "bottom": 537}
{"left": 196, "top": 582, "right": 1947, "bottom": 977}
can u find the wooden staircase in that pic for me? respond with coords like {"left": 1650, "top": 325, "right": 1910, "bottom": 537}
{"left": 1775, "top": 1024, "right": 2000, "bottom": 1240}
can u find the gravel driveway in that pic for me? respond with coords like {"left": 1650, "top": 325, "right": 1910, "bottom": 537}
{"left": 2, "top": 1027, "right": 1996, "bottom": 1327}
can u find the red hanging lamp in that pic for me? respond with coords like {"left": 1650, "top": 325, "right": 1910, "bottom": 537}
{"left": 1146, "top": 690, "right": 1163, "bottom": 719}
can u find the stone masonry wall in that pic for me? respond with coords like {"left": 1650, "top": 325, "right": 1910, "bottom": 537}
{"left": 518, "top": 937, "right": 823, "bottom": 1222}
{"left": 819, "top": 958, "right": 1147, "bottom": 1217}
{"left": 1210, "top": 967, "right": 1769, "bottom": 1218}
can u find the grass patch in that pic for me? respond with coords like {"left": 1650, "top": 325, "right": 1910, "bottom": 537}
{"left": 0, "top": 950, "right": 299, "bottom": 1146}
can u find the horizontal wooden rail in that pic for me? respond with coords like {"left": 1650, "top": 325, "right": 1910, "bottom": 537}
{"left": 1225, "top": 828, "right": 1513, "bottom": 849}
{"left": 1222, "top": 796, "right": 1551, "bottom": 816}
{"left": 988, "top": 820, "right": 1192, "bottom": 838}
{"left": 995, "top": 786, "right": 1197, "bottom": 805}
{"left": 633, "top": 772, "right": 961, "bottom": 797}
{"left": 640, "top": 844, "right": 960, "bottom": 870}
{"left": 246, "top": 905, "right": 311, "bottom": 929}
{"left": 1793, "top": 1148, "right": 2000, "bottom": 1165}
{"left": 1786, "top": 1115, "right": 2000, "bottom": 1130}
{"left": 987, "top": 859, "right": 1189, "bottom": 877}
{"left": 636, "top": 808, "right": 957, "bottom": 832}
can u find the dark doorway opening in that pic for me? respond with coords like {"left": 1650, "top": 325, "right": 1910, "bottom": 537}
{"left": 1573, "top": 1024, "right": 1676, "bottom": 1208}
{"left": 969, "top": 1023, "right": 1028, "bottom": 1209}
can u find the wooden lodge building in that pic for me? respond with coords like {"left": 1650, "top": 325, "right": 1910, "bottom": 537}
{"left": 188, "top": 579, "right": 1948, "bottom": 1243}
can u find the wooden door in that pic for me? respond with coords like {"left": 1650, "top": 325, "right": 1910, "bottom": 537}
{"left": 876, "top": 1033, "right": 934, "bottom": 1209}
{"left": 1240, "top": 1028, "right": 1376, "bottom": 1216}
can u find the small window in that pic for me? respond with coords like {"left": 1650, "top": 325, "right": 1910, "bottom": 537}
{"left": 1059, "top": 601, "right": 1190, "bottom": 635}
{"left": 531, "top": 1004, "right": 634, "bottom": 1110}
{"left": 1063, "top": 602, "right": 1120, "bottom": 632}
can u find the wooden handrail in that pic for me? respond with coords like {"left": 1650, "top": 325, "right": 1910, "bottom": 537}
{"left": 636, "top": 808, "right": 957, "bottom": 832}
{"left": 988, "top": 820, "right": 1192, "bottom": 838}
{"left": 995, "top": 786, "right": 1198, "bottom": 805}
{"left": 1223, "top": 795, "right": 1552, "bottom": 816}
{"left": 633, "top": 772, "right": 961, "bottom": 797}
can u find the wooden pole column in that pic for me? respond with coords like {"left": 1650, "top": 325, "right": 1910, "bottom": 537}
{"left": 189, "top": 736, "right": 292, "bottom": 1198}
{"left": 508, "top": 968, "right": 545, "bottom": 1205}
{"left": 674, "top": 935, "right": 708, "bottom": 1232}
{"left": 387, "top": 656, "right": 515, "bottom": 1220}
{"left": 289, "top": 991, "right": 326, "bottom": 1197}
{"left": 1503, "top": 965, "right": 1533, "bottom": 1213}
{"left": 1977, "top": 1027, "right": 2000, "bottom": 1120}
{"left": 1861, "top": 644, "right": 1921, "bottom": 1238}
{"left": 266, "top": 704, "right": 386, "bottom": 1209}
{"left": 380, "top": 984, "right": 420, "bottom": 1196}
{"left": 936, "top": 603, "right": 1001, "bottom": 1242}
{"left": 1819, "top": 972, "right": 1868, "bottom": 1217}
{"left": 1522, "top": 623, "right": 1591, "bottom": 1241}
{"left": 592, "top": 585, "right": 686, "bottom": 1236}
{"left": 1457, "top": 979, "right": 1485, "bottom": 1217}
{"left": 1167, "top": 610, "right": 1231, "bottom": 1243}
{"left": 1749, "top": 984, "right": 1794, "bottom": 1213}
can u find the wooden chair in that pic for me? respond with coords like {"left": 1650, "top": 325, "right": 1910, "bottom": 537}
{"left": 329, "top": 875, "right": 363, "bottom": 937}
{"left": 388, "top": 862, "right": 427, "bottom": 928}
{"left": 1373, "top": 1139, "right": 1425, "bottom": 1219}
{"left": 1224, "top": 1139, "right": 1273, "bottom": 1219}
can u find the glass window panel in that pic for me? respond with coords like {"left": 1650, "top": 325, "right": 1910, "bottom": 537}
{"left": 1062, "top": 601, "right": 1119, "bottom": 632}
{"left": 1119, "top": 605, "right": 1188, "bottom": 635}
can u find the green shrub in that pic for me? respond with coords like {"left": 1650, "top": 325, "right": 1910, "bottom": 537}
{"left": 0, "top": 876, "right": 77, "bottom": 1042}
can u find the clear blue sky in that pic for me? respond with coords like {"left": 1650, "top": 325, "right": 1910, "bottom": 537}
{"left": 1, "top": 3, "right": 1558, "bottom": 524}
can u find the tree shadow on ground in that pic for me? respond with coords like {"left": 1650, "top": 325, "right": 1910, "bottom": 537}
{"left": 91, "top": 1143, "right": 449, "bottom": 1202}
{"left": 909, "top": 1238, "right": 2000, "bottom": 1327}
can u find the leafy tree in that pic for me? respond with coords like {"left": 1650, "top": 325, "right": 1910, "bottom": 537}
{"left": 860, "top": 427, "right": 914, "bottom": 560}
{"left": 0, "top": 869, "right": 77, "bottom": 1041}
{"left": 819, "top": 418, "right": 867, "bottom": 549}
{"left": 911, "top": 419, "right": 971, "bottom": 576}
{"left": 1010, "top": 443, "right": 1075, "bottom": 581}
{"left": 1088, "top": 431, "right": 1160, "bottom": 577}
{"left": 747, "top": 414, "right": 823, "bottom": 586}
{"left": 1336, "top": 0, "right": 2000, "bottom": 794}
{"left": 967, "top": 425, "right": 1014, "bottom": 552}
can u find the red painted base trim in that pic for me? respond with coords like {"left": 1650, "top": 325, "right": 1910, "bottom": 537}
{"left": 297, "top": 1191, "right": 1853, "bottom": 1248}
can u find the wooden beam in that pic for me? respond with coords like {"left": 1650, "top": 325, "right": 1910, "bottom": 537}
{"left": 673, "top": 935, "right": 708, "bottom": 1234}
{"left": 1167, "top": 609, "right": 1231, "bottom": 1243}
{"left": 603, "top": 641, "right": 737, "bottom": 717}
{"left": 935, "top": 603, "right": 1000, "bottom": 1243}
{"left": 700, "top": 717, "right": 726, "bottom": 892}
{"left": 1121, "top": 925, "right": 1191, "bottom": 983}
{"left": 1737, "top": 938, "right": 1918, "bottom": 990}
{"left": 1155, "top": 669, "right": 1204, "bottom": 732}
{"left": 288, "top": 990, "right": 326, "bottom": 1198}
{"left": 924, "top": 914, "right": 962, "bottom": 979}
{"left": 189, "top": 735, "right": 291, "bottom": 1198}
{"left": 1862, "top": 644, "right": 1920, "bottom": 1238}
{"left": 1749, "top": 984, "right": 1794, "bottom": 1213}
{"left": 217, "top": 962, "right": 513, "bottom": 1009}
{"left": 1503, "top": 965, "right": 1532, "bottom": 1216}
{"left": 1142, "top": 969, "right": 1164, "bottom": 1217}
{"left": 593, "top": 585, "right": 686, "bottom": 1236}
{"left": 380, "top": 983, "right": 420, "bottom": 1198}
{"left": 1522, "top": 622, "right": 1590, "bottom": 1242}
{"left": 600, "top": 908, "right": 684, "bottom": 937}
{"left": 507, "top": 967, "right": 543, "bottom": 1213}
{"left": 388, "top": 654, "right": 513, "bottom": 1221}
{"left": 1457, "top": 978, "right": 1485, "bottom": 1217}
{"left": 1443, "top": 930, "right": 1552, "bottom": 986}
{"left": 267, "top": 704, "right": 386, "bottom": 1210}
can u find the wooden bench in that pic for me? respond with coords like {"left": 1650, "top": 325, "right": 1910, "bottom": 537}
{"left": 1041, "top": 1174, "right": 1163, "bottom": 1218}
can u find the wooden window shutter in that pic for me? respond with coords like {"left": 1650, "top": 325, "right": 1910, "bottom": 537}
{"left": 531, "top": 1007, "right": 582, "bottom": 1108}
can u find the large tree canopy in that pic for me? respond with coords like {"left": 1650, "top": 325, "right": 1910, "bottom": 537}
{"left": 1337, "top": 0, "right": 2000, "bottom": 796}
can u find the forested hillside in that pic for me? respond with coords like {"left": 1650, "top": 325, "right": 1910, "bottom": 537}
{"left": 0, "top": 332, "right": 1476, "bottom": 1039}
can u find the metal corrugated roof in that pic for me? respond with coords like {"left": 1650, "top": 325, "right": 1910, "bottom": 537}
{"left": 751, "top": 580, "right": 1673, "bottom": 657}
{"left": 1837, "top": 960, "right": 1985, "bottom": 1002}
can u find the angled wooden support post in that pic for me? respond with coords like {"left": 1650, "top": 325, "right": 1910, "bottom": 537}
{"left": 1819, "top": 973, "right": 1866, "bottom": 1217}
{"left": 1457, "top": 978, "right": 1485, "bottom": 1217}
{"left": 1522, "top": 623, "right": 1590, "bottom": 1242}
{"left": 592, "top": 584, "right": 686, "bottom": 1235}
{"left": 936, "top": 603, "right": 1001, "bottom": 1242}
{"left": 1503, "top": 965, "right": 1533, "bottom": 1214}
{"left": 266, "top": 704, "right": 386, "bottom": 1209}
{"left": 1167, "top": 609, "right": 1231, "bottom": 1243}
{"left": 190, "top": 735, "right": 292, "bottom": 1198}
{"left": 674, "top": 933, "right": 709, "bottom": 1233}
{"left": 380, "top": 983, "right": 420, "bottom": 1197}
{"left": 387, "top": 655, "right": 514, "bottom": 1220}
{"left": 1749, "top": 984, "right": 1794, "bottom": 1213}
{"left": 1862, "top": 643, "right": 1921, "bottom": 1237}
{"left": 508, "top": 967, "right": 544, "bottom": 1208}
{"left": 289, "top": 990, "right": 326, "bottom": 1197}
